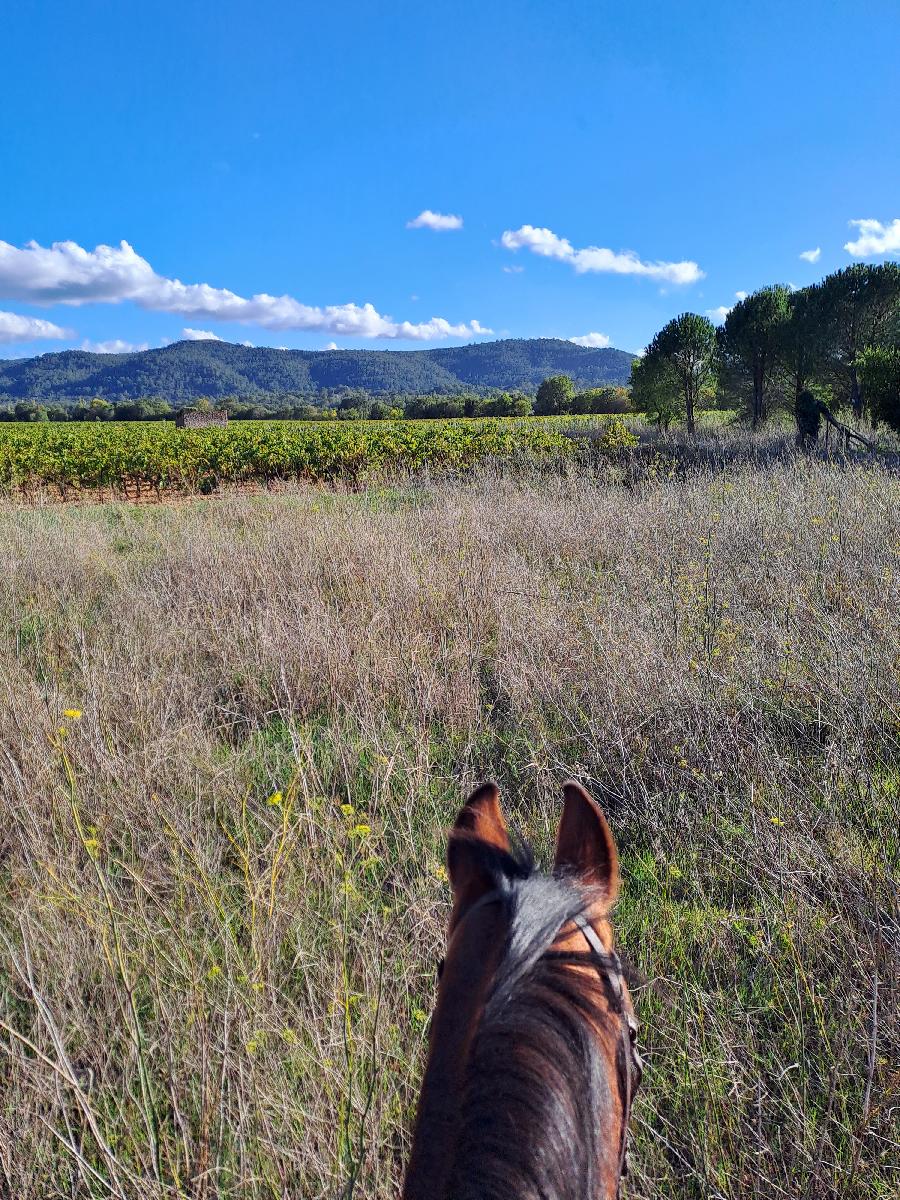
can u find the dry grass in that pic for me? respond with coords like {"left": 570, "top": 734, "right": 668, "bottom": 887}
{"left": 1, "top": 459, "right": 898, "bottom": 1199}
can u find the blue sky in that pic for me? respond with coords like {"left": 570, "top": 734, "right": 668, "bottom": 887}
{"left": 1, "top": 0, "right": 898, "bottom": 359}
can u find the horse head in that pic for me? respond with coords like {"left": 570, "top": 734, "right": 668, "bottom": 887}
{"left": 404, "top": 780, "right": 642, "bottom": 1200}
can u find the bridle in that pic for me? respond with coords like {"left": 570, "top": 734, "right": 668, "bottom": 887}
{"left": 570, "top": 911, "right": 643, "bottom": 1195}
{"left": 437, "top": 891, "right": 643, "bottom": 1197}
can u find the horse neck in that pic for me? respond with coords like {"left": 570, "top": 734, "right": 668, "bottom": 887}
{"left": 402, "top": 904, "right": 507, "bottom": 1200}
{"left": 405, "top": 911, "right": 626, "bottom": 1200}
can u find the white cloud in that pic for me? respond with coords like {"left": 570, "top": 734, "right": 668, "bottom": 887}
{"left": 0, "top": 310, "right": 72, "bottom": 344}
{"left": 569, "top": 331, "right": 611, "bottom": 348}
{"left": 182, "top": 327, "right": 223, "bottom": 341}
{"left": 844, "top": 218, "right": 900, "bottom": 257}
{"left": 502, "top": 265, "right": 524, "bottom": 274}
{"left": 324, "top": 341, "right": 338, "bottom": 350}
{"left": 406, "top": 210, "right": 463, "bottom": 231}
{"left": 500, "top": 224, "right": 703, "bottom": 284}
{"left": 799, "top": 247, "right": 821, "bottom": 263}
{"left": 81, "top": 338, "right": 149, "bottom": 353}
{"left": 706, "top": 290, "right": 750, "bottom": 325}
{"left": 0, "top": 238, "right": 489, "bottom": 341}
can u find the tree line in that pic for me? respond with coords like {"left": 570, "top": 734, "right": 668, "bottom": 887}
{"left": 630, "top": 262, "right": 900, "bottom": 439}
{"left": 0, "top": 385, "right": 632, "bottom": 424}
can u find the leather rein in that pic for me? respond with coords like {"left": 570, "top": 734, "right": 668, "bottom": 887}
{"left": 438, "top": 891, "right": 643, "bottom": 1196}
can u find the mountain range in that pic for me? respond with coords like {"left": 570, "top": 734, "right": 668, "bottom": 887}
{"left": 0, "top": 338, "right": 636, "bottom": 402}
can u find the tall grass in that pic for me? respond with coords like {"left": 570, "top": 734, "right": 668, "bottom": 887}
{"left": 0, "top": 459, "right": 898, "bottom": 1198}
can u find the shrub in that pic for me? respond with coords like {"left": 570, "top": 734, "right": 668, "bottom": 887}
{"left": 857, "top": 345, "right": 900, "bottom": 432}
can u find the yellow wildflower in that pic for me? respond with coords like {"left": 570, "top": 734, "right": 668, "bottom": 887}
{"left": 63, "top": 708, "right": 83, "bottom": 720}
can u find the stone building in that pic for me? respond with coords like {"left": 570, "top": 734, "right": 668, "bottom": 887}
{"left": 174, "top": 408, "right": 229, "bottom": 429}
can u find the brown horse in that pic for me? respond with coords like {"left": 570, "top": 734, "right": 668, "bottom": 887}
{"left": 403, "top": 780, "right": 642, "bottom": 1200}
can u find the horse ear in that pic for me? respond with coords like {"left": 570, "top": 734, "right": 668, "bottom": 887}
{"left": 446, "top": 782, "right": 509, "bottom": 923}
{"left": 451, "top": 781, "right": 509, "bottom": 849}
{"left": 553, "top": 780, "right": 619, "bottom": 902}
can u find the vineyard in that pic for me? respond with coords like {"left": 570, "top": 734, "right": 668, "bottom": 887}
{"left": 0, "top": 416, "right": 636, "bottom": 498}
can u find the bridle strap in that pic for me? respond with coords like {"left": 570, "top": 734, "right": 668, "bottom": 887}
{"left": 573, "top": 912, "right": 625, "bottom": 1009}
{"left": 572, "top": 913, "right": 637, "bottom": 1195}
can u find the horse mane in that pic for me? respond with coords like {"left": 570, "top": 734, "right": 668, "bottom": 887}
{"left": 444, "top": 840, "right": 615, "bottom": 1200}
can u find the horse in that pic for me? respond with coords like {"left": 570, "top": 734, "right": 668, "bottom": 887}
{"left": 403, "top": 780, "right": 642, "bottom": 1200}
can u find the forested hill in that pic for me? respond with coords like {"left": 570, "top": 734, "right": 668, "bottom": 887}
{"left": 0, "top": 338, "right": 636, "bottom": 402}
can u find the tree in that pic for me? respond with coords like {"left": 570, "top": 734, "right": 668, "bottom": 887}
{"left": 477, "top": 393, "right": 533, "bottom": 417}
{"left": 630, "top": 354, "right": 683, "bottom": 428}
{"left": 570, "top": 386, "right": 632, "bottom": 415}
{"left": 818, "top": 263, "right": 900, "bottom": 417}
{"left": 776, "top": 285, "right": 829, "bottom": 402}
{"left": 857, "top": 345, "right": 900, "bottom": 434}
{"left": 369, "top": 401, "right": 404, "bottom": 420}
{"left": 14, "top": 400, "right": 48, "bottom": 422}
{"left": 721, "top": 286, "right": 791, "bottom": 429}
{"left": 645, "top": 314, "right": 717, "bottom": 435}
{"left": 142, "top": 397, "right": 173, "bottom": 419}
{"left": 405, "top": 395, "right": 466, "bottom": 419}
{"left": 535, "top": 374, "right": 575, "bottom": 415}
{"left": 114, "top": 399, "right": 149, "bottom": 420}
{"left": 88, "top": 397, "right": 114, "bottom": 420}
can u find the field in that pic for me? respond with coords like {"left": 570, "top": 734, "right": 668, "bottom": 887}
{"left": 0, "top": 417, "right": 638, "bottom": 498}
{"left": 1, "top": 457, "right": 899, "bottom": 1199}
